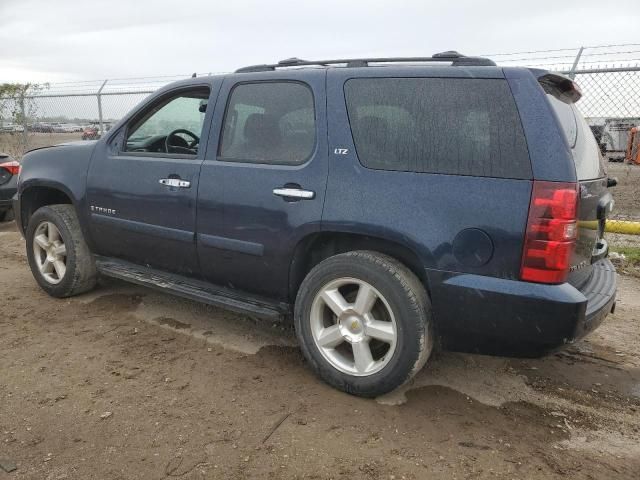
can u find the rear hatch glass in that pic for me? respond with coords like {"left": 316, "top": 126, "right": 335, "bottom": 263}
{"left": 547, "top": 94, "right": 610, "bottom": 287}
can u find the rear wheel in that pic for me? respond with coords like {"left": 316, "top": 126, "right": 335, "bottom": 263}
{"left": 294, "top": 251, "right": 433, "bottom": 397}
{"left": 26, "top": 204, "right": 97, "bottom": 298}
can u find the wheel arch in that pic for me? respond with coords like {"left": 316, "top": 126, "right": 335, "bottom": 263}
{"left": 19, "top": 182, "right": 75, "bottom": 233}
{"left": 288, "top": 230, "right": 428, "bottom": 303}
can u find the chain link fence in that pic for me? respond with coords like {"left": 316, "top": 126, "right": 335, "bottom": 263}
{"left": 1, "top": 47, "right": 639, "bottom": 231}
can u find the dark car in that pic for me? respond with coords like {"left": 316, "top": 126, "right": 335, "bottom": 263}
{"left": 12, "top": 52, "right": 617, "bottom": 397}
{"left": 0, "top": 153, "right": 19, "bottom": 222}
{"left": 28, "top": 123, "right": 53, "bottom": 133}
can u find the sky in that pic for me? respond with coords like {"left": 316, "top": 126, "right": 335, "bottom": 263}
{"left": 1, "top": 0, "right": 639, "bottom": 84}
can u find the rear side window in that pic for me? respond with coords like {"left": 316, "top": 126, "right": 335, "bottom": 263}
{"left": 547, "top": 95, "right": 605, "bottom": 181}
{"left": 344, "top": 78, "right": 531, "bottom": 178}
{"left": 219, "top": 82, "right": 316, "bottom": 165}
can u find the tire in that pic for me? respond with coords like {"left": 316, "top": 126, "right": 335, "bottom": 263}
{"left": 26, "top": 204, "right": 97, "bottom": 298}
{"left": 294, "top": 251, "right": 433, "bottom": 397}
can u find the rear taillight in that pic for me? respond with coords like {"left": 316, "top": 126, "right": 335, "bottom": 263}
{"left": 521, "top": 181, "right": 578, "bottom": 284}
{"left": 0, "top": 160, "right": 20, "bottom": 176}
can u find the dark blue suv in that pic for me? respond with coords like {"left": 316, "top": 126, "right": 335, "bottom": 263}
{"left": 14, "top": 52, "right": 617, "bottom": 397}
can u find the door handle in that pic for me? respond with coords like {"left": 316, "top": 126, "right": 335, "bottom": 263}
{"left": 159, "top": 178, "right": 191, "bottom": 188}
{"left": 273, "top": 187, "right": 315, "bottom": 200}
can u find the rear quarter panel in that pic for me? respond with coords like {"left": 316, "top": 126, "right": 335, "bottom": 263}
{"left": 325, "top": 67, "right": 533, "bottom": 281}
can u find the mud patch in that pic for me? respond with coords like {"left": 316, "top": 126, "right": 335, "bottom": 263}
{"left": 155, "top": 316, "right": 191, "bottom": 329}
{"left": 377, "top": 351, "right": 534, "bottom": 407}
{"left": 84, "top": 292, "right": 144, "bottom": 311}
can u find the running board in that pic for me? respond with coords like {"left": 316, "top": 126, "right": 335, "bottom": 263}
{"left": 95, "top": 256, "right": 289, "bottom": 321}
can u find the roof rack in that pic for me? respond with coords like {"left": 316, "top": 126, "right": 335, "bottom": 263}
{"left": 235, "top": 51, "right": 496, "bottom": 73}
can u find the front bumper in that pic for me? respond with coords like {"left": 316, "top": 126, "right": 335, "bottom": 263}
{"left": 430, "top": 259, "right": 617, "bottom": 354}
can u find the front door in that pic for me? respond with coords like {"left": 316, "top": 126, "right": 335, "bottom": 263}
{"left": 87, "top": 84, "right": 215, "bottom": 276}
{"left": 196, "top": 70, "right": 328, "bottom": 300}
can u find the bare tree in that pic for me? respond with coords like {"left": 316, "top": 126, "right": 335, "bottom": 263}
{"left": 0, "top": 83, "right": 46, "bottom": 160}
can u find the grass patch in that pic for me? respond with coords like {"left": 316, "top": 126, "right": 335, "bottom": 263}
{"left": 610, "top": 246, "right": 640, "bottom": 277}
{"left": 610, "top": 246, "right": 640, "bottom": 264}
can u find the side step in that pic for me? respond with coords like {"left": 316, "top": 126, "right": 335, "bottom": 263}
{"left": 95, "top": 256, "right": 290, "bottom": 321}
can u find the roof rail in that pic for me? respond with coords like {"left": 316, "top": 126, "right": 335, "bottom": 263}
{"left": 235, "top": 51, "right": 496, "bottom": 73}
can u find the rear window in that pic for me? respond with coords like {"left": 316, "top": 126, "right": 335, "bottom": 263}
{"left": 344, "top": 78, "right": 531, "bottom": 179}
{"left": 547, "top": 95, "right": 605, "bottom": 181}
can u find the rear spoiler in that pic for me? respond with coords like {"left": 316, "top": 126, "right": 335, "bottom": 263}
{"left": 529, "top": 68, "right": 582, "bottom": 104}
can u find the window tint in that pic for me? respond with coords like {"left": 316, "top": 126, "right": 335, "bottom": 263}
{"left": 126, "top": 88, "right": 209, "bottom": 155}
{"left": 547, "top": 95, "right": 577, "bottom": 148}
{"left": 547, "top": 94, "right": 605, "bottom": 181}
{"left": 344, "top": 78, "right": 531, "bottom": 178}
{"left": 571, "top": 106, "right": 606, "bottom": 180}
{"left": 219, "top": 82, "right": 316, "bottom": 165}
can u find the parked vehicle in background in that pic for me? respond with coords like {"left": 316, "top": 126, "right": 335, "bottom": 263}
{"left": 82, "top": 123, "right": 112, "bottom": 140}
{"left": 0, "top": 123, "right": 25, "bottom": 133}
{"left": 28, "top": 123, "right": 53, "bottom": 133}
{"left": 51, "top": 123, "right": 77, "bottom": 133}
{"left": 13, "top": 52, "right": 618, "bottom": 397}
{"left": 0, "top": 153, "right": 19, "bottom": 222}
{"left": 82, "top": 126, "right": 100, "bottom": 140}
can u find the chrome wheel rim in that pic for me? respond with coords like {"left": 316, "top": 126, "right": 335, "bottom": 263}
{"left": 33, "top": 221, "right": 67, "bottom": 285}
{"left": 310, "top": 277, "right": 397, "bottom": 376}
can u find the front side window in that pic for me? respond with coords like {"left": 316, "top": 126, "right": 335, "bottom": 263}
{"left": 125, "top": 87, "right": 210, "bottom": 155}
{"left": 219, "top": 82, "right": 316, "bottom": 165}
{"left": 344, "top": 78, "right": 531, "bottom": 179}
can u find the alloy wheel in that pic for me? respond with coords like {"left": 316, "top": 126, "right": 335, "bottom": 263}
{"left": 33, "top": 221, "right": 67, "bottom": 285}
{"left": 310, "top": 277, "right": 397, "bottom": 376}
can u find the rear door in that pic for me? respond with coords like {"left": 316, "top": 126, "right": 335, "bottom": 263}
{"left": 196, "top": 70, "right": 328, "bottom": 300}
{"left": 547, "top": 95, "right": 611, "bottom": 287}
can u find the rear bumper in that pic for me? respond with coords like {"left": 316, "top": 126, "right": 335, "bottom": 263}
{"left": 578, "top": 259, "right": 617, "bottom": 338}
{"left": 430, "top": 259, "right": 617, "bottom": 353}
{"left": 0, "top": 177, "right": 17, "bottom": 211}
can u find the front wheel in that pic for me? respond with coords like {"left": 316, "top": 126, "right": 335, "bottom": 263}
{"left": 26, "top": 204, "right": 97, "bottom": 298}
{"left": 294, "top": 251, "right": 433, "bottom": 397}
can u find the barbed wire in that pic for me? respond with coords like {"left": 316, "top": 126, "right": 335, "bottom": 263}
{"left": 13, "top": 43, "right": 637, "bottom": 95}
{"left": 481, "top": 43, "right": 640, "bottom": 56}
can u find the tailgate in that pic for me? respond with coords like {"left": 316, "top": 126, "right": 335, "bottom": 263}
{"left": 545, "top": 92, "right": 610, "bottom": 288}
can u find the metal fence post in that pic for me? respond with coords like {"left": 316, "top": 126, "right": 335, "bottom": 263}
{"left": 19, "top": 89, "right": 28, "bottom": 151}
{"left": 568, "top": 46, "right": 584, "bottom": 79}
{"left": 97, "top": 79, "right": 108, "bottom": 135}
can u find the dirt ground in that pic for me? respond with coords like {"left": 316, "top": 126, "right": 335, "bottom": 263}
{"left": 1, "top": 222, "right": 639, "bottom": 479}
{"left": 607, "top": 162, "right": 640, "bottom": 220}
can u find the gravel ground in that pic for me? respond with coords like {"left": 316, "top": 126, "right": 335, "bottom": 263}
{"left": 1, "top": 221, "right": 639, "bottom": 480}
{"left": 607, "top": 162, "right": 640, "bottom": 221}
